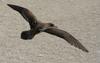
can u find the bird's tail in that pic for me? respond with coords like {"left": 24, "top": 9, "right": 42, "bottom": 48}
{"left": 21, "top": 29, "right": 39, "bottom": 40}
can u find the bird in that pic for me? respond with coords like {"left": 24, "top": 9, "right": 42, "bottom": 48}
{"left": 7, "top": 4, "right": 89, "bottom": 52}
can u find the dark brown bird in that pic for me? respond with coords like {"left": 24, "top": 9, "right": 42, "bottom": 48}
{"left": 7, "top": 4, "right": 89, "bottom": 52}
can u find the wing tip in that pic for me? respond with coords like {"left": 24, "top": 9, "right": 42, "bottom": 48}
{"left": 7, "top": 4, "right": 11, "bottom": 6}
{"left": 7, "top": 4, "right": 24, "bottom": 12}
{"left": 7, "top": 4, "right": 17, "bottom": 10}
{"left": 79, "top": 46, "right": 89, "bottom": 53}
{"left": 83, "top": 49, "right": 89, "bottom": 53}
{"left": 7, "top": 4, "right": 14, "bottom": 8}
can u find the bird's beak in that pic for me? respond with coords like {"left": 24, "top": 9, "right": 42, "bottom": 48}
{"left": 54, "top": 26, "right": 58, "bottom": 28}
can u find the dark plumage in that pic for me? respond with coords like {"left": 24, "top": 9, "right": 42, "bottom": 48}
{"left": 7, "top": 4, "right": 89, "bottom": 52}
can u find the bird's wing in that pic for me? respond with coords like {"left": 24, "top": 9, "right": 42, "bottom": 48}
{"left": 7, "top": 4, "right": 37, "bottom": 29}
{"left": 44, "top": 28, "right": 89, "bottom": 52}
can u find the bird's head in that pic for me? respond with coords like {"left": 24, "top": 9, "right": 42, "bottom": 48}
{"left": 47, "top": 23, "right": 57, "bottom": 28}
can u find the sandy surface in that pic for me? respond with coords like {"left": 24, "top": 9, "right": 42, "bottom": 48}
{"left": 0, "top": 0, "right": 99, "bottom": 63}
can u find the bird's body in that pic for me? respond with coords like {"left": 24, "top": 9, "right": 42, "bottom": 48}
{"left": 7, "top": 4, "right": 89, "bottom": 52}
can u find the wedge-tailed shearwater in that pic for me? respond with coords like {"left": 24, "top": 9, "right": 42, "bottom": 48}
{"left": 7, "top": 4, "right": 89, "bottom": 52}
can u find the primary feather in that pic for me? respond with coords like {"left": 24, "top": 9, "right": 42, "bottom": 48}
{"left": 7, "top": 4, "right": 37, "bottom": 29}
{"left": 45, "top": 28, "right": 89, "bottom": 52}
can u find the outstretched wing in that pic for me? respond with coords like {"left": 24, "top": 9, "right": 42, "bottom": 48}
{"left": 7, "top": 4, "right": 37, "bottom": 29}
{"left": 44, "top": 28, "right": 89, "bottom": 52}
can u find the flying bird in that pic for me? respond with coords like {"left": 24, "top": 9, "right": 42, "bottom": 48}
{"left": 7, "top": 4, "right": 89, "bottom": 52}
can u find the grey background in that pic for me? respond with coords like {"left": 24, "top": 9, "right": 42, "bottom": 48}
{"left": 0, "top": 0, "right": 99, "bottom": 63}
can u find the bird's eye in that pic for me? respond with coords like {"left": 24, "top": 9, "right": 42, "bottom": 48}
{"left": 49, "top": 23, "right": 54, "bottom": 26}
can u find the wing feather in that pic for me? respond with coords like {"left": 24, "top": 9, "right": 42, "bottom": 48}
{"left": 45, "top": 28, "right": 89, "bottom": 52}
{"left": 7, "top": 4, "right": 37, "bottom": 29}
